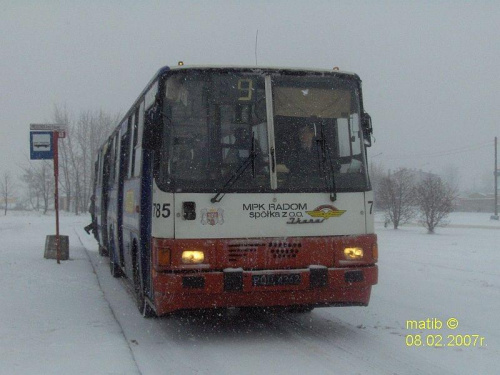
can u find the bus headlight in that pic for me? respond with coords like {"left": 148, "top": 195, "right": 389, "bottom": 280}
{"left": 344, "top": 247, "right": 364, "bottom": 260}
{"left": 181, "top": 250, "right": 205, "bottom": 264}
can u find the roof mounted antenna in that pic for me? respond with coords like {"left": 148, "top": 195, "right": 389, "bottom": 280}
{"left": 255, "top": 29, "right": 259, "bottom": 66}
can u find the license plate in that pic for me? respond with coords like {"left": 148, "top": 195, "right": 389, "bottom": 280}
{"left": 252, "top": 273, "right": 301, "bottom": 286}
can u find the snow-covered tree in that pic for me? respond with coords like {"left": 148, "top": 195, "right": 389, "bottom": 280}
{"left": 416, "top": 174, "right": 456, "bottom": 233}
{"left": 377, "top": 168, "right": 416, "bottom": 229}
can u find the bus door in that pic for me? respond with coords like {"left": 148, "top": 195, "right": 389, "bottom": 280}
{"left": 91, "top": 158, "right": 99, "bottom": 241}
{"left": 100, "top": 143, "right": 112, "bottom": 250}
{"left": 117, "top": 125, "right": 131, "bottom": 268}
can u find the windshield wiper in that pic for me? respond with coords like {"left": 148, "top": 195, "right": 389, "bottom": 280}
{"left": 315, "top": 123, "right": 337, "bottom": 202}
{"left": 211, "top": 132, "right": 256, "bottom": 203}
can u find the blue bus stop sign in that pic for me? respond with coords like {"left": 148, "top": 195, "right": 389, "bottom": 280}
{"left": 30, "top": 131, "right": 54, "bottom": 160}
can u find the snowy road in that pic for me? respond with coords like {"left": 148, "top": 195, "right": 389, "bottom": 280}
{"left": 1, "top": 212, "right": 499, "bottom": 374}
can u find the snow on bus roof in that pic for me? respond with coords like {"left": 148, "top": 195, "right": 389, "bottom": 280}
{"left": 163, "top": 64, "right": 358, "bottom": 77}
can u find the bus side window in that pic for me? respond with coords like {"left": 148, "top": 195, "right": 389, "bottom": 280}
{"left": 121, "top": 116, "right": 131, "bottom": 179}
{"left": 96, "top": 153, "right": 101, "bottom": 185}
{"left": 108, "top": 137, "right": 115, "bottom": 185}
{"left": 114, "top": 135, "right": 121, "bottom": 183}
{"left": 131, "top": 102, "right": 144, "bottom": 177}
{"left": 127, "top": 114, "right": 134, "bottom": 178}
{"left": 121, "top": 135, "right": 129, "bottom": 179}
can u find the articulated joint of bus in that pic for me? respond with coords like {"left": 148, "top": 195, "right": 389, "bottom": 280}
{"left": 150, "top": 235, "right": 378, "bottom": 315}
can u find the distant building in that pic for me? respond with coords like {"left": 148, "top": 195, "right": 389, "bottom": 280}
{"left": 456, "top": 193, "right": 498, "bottom": 213}
{"left": 0, "top": 197, "right": 23, "bottom": 210}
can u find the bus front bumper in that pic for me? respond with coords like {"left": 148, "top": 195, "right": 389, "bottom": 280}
{"left": 152, "top": 265, "right": 378, "bottom": 315}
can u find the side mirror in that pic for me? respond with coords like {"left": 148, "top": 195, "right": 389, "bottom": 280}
{"left": 361, "top": 112, "right": 373, "bottom": 147}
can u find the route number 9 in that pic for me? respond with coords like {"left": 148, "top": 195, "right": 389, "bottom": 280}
{"left": 238, "top": 79, "right": 253, "bottom": 101}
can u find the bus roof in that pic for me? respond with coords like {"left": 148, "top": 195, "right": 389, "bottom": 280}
{"left": 161, "top": 64, "right": 359, "bottom": 78}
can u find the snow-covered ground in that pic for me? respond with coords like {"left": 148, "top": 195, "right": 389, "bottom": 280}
{"left": 375, "top": 211, "right": 500, "bottom": 229}
{"left": 1, "top": 211, "right": 499, "bottom": 375}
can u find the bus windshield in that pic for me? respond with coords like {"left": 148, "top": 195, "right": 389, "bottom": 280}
{"left": 272, "top": 74, "right": 367, "bottom": 192}
{"left": 157, "top": 69, "right": 368, "bottom": 193}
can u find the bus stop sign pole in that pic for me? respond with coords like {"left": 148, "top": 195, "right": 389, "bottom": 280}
{"left": 53, "top": 131, "right": 60, "bottom": 264}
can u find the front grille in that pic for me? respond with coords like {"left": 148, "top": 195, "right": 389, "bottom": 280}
{"left": 226, "top": 241, "right": 302, "bottom": 262}
{"left": 269, "top": 241, "right": 301, "bottom": 259}
{"left": 227, "top": 243, "right": 262, "bottom": 262}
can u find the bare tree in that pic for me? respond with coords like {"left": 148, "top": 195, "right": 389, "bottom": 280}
{"left": 71, "top": 110, "right": 116, "bottom": 213}
{"left": 21, "top": 161, "right": 54, "bottom": 214}
{"left": 54, "top": 106, "right": 117, "bottom": 214}
{"left": 0, "top": 171, "right": 16, "bottom": 215}
{"left": 38, "top": 162, "right": 54, "bottom": 214}
{"left": 21, "top": 165, "right": 40, "bottom": 211}
{"left": 18, "top": 107, "right": 120, "bottom": 216}
{"left": 416, "top": 174, "right": 456, "bottom": 233}
{"left": 377, "top": 168, "right": 416, "bottom": 229}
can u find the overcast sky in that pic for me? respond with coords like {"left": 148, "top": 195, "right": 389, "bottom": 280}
{"left": 1, "top": 1, "right": 499, "bottom": 191}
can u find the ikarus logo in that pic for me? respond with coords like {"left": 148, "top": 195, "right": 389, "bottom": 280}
{"left": 306, "top": 205, "right": 346, "bottom": 219}
{"left": 286, "top": 205, "right": 346, "bottom": 225}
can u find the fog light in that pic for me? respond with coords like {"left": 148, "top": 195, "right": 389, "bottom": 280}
{"left": 181, "top": 250, "right": 205, "bottom": 264}
{"left": 344, "top": 247, "right": 363, "bottom": 260}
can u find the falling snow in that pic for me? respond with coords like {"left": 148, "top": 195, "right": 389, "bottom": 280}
{"left": 1, "top": 211, "right": 498, "bottom": 374}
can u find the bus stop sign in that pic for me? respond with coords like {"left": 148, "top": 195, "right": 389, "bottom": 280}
{"left": 29, "top": 124, "right": 67, "bottom": 160}
{"left": 30, "top": 131, "right": 54, "bottom": 160}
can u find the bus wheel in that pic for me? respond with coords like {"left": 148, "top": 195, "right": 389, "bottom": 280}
{"left": 133, "top": 251, "right": 156, "bottom": 318}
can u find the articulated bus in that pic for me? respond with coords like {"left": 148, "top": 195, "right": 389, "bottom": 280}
{"left": 91, "top": 64, "right": 378, "bottom": 317}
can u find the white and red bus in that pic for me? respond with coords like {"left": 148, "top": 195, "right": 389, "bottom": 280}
{"left": 91, "top": 65, "right": 378, "bottom": 317}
